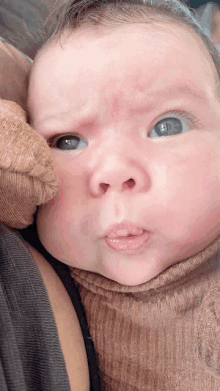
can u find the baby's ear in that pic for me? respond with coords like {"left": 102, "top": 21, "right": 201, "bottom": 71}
{"left": 0, "top": 98, "right": 60, "bottom": 229}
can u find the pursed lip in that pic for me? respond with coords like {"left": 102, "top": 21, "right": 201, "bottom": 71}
{"left": 104, "top": 221, "right": 147, "bottom": 239}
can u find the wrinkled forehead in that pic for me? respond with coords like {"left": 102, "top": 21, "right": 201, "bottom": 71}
{"left": 28, "top": 20, "right": 219, "bottom": 109}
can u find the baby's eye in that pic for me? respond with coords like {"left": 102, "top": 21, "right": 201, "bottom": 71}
{"left": 149, "top": 114, "right": 191, "bottom": 138}
{"left": 51, "top": 135, "right": 88, "bottom": 150}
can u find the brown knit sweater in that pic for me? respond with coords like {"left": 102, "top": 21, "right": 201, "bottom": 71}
{"left": 71, "top": 235, "right": 220, "bottom": 391}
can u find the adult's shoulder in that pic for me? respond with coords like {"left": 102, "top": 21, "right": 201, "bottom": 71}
{"left": 0, "top": 223, "right": 90, "bottom": 391}
{"left": 28, "top": 244, "right": 90, "bottom": 391}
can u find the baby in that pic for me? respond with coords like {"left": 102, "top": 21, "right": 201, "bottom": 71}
{"left": 27, "top": 0, "right": 220, "bottom": 389}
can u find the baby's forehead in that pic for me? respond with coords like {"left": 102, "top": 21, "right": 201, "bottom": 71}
{"left": 36, "top": 20, "right": 203, "bottom": 60}
{"left": 29, "top": 20, "right": 219, "bottom": 112}
{"left": 34, "top": 20, "right": 216, "bottom": 75}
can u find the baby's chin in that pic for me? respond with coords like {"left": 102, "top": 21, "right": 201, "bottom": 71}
{"left": 93, "top": 261, "right": 164, "bottom": 287}
{"left": 103, "top": 273, "right": 157, "bottom": 287}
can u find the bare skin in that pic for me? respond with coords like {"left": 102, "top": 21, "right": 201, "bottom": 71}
{"left": 28, "top": 22, "right": 220, "bottom": 286}
{"left": 28, "top": 244, "right": 90, "bottom": 391}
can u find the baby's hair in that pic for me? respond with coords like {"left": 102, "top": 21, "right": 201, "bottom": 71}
{"left": 34, "top": 0, "right": 220, "bottom": 82}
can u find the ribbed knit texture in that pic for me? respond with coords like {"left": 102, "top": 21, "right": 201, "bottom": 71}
{"left": 0, "top": 99, "right": 60, "bottom": 228}
{"left": 0, "top": 222, "right": 71, "bottom": 391}
{"left": 71, "top": 235, "right": 220, "bottom": 390}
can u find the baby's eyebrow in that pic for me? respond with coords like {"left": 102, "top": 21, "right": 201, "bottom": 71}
{"left": 165, "top": 85, "right": 207, "bottom": 101}
{"left": 130, "top": 83, "right": 208, "bottom": 113}
{"left": 36, "top": 83, "right": 208, "bottom": 133}
{"left": 36, "top": 113, "right": 97, "bottom": 135}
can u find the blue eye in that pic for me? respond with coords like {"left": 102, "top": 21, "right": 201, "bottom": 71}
{"left": 149, "top": 115, "right": 190, "bottom": 138}
{"left": 53, "top": 135, "right": 88, "bottom": 150}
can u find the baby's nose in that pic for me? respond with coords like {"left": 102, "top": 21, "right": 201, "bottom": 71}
{"left": 100, "top": 177, "right": 135, "bottom": 193}
{"left": 89, "top": 158, "right": 149, "bottom": 196}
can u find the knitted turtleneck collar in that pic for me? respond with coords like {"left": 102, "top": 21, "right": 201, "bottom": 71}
{"left": 70, "top": 234, "right": 220, "bottom": 294}
{"left": 70, "top": 235, "right": 220, "bottom": 391}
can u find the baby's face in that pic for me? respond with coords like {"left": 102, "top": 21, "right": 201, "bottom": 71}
{"left": 28, "top": 22, "right": 220, "bottom": 285}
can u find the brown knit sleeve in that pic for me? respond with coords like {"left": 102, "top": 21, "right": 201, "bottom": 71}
{"left": 0, "top": 99, "right": 60, "bottom": 228}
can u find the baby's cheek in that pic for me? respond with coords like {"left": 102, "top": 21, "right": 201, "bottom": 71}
{"left": 44, "top": 197, "right": 59, "bottom": 214}
{"left": 38, "top": 187, "right": 63, "bottom": 224}
{"left": 48, "top": 198, "right": 56, "bottom": 207}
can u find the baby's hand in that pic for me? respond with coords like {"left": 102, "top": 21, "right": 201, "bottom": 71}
{"left": 0, "top": 99, "right": 60, "bottom": 228}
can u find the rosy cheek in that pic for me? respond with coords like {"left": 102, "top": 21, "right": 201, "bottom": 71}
{"left": 45, "top": 197, "right": 57, "bottom": 213}
{"left": 50, "top": 198, "right": 56, "bottom": 207}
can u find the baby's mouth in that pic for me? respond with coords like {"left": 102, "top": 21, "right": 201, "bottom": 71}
{"left": 105, "top": 230, "right": 149, "bottom": 253}
{"left": 106, "top": 227, "right": 144, "bottom": 239}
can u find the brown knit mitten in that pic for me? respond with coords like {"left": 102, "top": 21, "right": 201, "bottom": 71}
{"left": 0, "top": 99, "right": 60, "bottom": 228}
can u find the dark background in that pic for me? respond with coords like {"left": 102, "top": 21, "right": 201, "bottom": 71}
{"left": 189, "top": 0, "right": 218, "bottom": 7}
{"left": 0, "top": 0, "right": 219, "bottom": 58}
